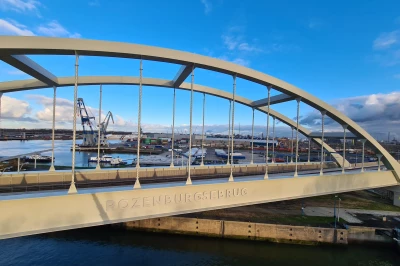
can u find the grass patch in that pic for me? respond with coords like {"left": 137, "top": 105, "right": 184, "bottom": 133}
{"left": 271, "top": 215, "right": 345, "bottom": 226}
{"left": 261, "top": 191, "right": 400, "bottom": 212}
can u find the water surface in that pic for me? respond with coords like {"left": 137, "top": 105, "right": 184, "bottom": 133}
{"left": 0, "top": 227, "right": 398, "bottom": 266}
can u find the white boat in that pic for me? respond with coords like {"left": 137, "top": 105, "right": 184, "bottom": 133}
{"left": 24, "top": 155, "right": 53, "bottom": 162}
{"left": 89, "top": 155, "right": 113, "bottom": 163}
{"left": 134, "top": 155, "right": 194, "bottom": 166}
{"left": 110, "top": 158, "right": 127, "bottom": 166}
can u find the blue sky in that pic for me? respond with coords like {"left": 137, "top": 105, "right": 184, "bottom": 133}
{"left": 0, "top": 0, "right": 400, "bottom": 140}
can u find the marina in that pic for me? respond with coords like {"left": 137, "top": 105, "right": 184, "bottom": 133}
{"left": 0, "top": 139, "right": 353, "bottom": 171}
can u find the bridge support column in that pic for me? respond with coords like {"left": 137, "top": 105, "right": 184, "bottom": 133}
{"left": 264, "top": 85, "right": 271, "bottom": 180}
{"left": 341, "top": 124, "right": 348, "bottom": 174}
{"left": 134, "top": 58, "right": 143, "bottom": 189}
{"left": 307, "top": 137, "right": 311, "bottom": 163}
{"left": 170, "top": 88, "right": 176, "bottom": 168}
{"left": 95, "top": 85, "right": 102, "bottom": 171}
{"left": 229, "top": 75, "right": 236, "bottom": 182}
{"left": 186, "top": 65, "right": 195, "bottom": 185}
{"left": 290, "top": 127, "right": 294, "bottom": 163}
{"left": 250, "top": 108, "right": 254, "bottom": 165}
{"left": 360, "top": 139, "right": 366, "bottom": 172}
{"left": 68, "top": 52, "right": 79, "bottom": 194}
{"left": 377, "top": 154, "right": 382, "bottom": 172}
{"left": 320, "top": 110, "right": 326, "bottom": 176}
{"left": 272, "top": 116, "right": 275, "bottom": 163}
{"left": 49, "top": 86, "right": 56, "bottom": 172}
{"left": 227, "top": 100, "right": 231, "bottom": 165}
{"left": 200, "top": 93, "right": 205, "bottom": 167}
{"left": 294, "top": 98, "right": 301, "bottom": 177}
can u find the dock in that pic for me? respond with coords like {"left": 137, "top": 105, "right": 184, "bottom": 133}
{"left": 72, "top": 146, "right": 163, "bottom": 154}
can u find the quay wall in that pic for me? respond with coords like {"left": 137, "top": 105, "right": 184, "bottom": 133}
{"left": 347, "top": 226, "right": 393, "bottom": 245}
{"left": 118, "top": 216, "right": 348, "bottom": 245}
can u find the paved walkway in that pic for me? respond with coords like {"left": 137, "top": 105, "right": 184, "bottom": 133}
{"left": 344, "top": 209, "right": 400, "bottom": 216}
{"left": 304, "top": 207, "right": 400, "bottom": 224}
{"left": 304, "top": 207, "right": 363, "bottom": 223}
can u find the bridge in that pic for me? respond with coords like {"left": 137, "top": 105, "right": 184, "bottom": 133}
{"left": 0, "top": 36, "right": 399, "bottom": 240}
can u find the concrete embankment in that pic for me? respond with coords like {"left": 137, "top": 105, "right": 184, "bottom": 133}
{"left": 347, "top": 226, "right": 396, "bottom": 245}
{"left": 115, "top": 217, "right": 399, "bottom": 248}
{"left": 116, "top": 217, "right": 348, "bottom": 245}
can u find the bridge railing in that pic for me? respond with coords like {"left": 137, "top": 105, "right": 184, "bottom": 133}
{"left": 0, "top": 162, "right": 337, "bottom": 194}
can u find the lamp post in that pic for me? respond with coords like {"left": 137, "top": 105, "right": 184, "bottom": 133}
{"left": 334, "top": 195, "right": 338, "bottom": 229}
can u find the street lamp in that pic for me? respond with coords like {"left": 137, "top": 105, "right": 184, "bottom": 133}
{"left": 337, "top": 197, "right": 342, "bottom": 223}
{"left": 334, "top": 195, "right": 338, "bottom": 229}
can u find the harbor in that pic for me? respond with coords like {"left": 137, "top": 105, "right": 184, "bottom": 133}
{"left": 0, "top": 137, "right": 383, "bottom": 173}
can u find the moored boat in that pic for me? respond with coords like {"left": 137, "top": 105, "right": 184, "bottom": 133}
{"left": 89, "top": 155, "right": 113, "bottom": 163}
{"left": 23, "top": 155, "right": 53, "bottom": 163}
{"left": 110, "top": 158, "right": 127, "bottom": 166}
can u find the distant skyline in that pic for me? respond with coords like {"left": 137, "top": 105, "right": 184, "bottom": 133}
{"left": 1, "top": 0, "right": 400, "bottom": 140}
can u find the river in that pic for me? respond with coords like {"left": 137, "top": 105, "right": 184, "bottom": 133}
{"left": 0, "top": 227, "right": 398, "bottom": 266}
{"left": 0, "top": 140, "right": 365, "bottom": 169}
{"left": 0, "top": 140, "right": 136, "bottom": 167}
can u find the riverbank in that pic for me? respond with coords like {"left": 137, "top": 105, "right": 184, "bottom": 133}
{"left": 181, "top": 190, "right": 400, "bottom": 226}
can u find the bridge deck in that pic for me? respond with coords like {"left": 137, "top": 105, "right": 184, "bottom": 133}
{"left": 0, "top": 167, "right": 397, "bottom": 240}
{"left": 0, "top": 166, "right": 379, "bottom": 201}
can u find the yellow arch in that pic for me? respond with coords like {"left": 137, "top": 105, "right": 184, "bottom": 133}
{"left": 0, "top": 36, "right": 398, "bottom": 175}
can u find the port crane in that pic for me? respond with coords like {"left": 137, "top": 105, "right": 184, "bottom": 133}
{"left": 99, "top": 111, "right": 114, "bottom": 146}
{"left": 77, "top": 98, "right": 114, "bottom": 147}
{"left": 77, "top": 98, "right": 97, "bottom": 146}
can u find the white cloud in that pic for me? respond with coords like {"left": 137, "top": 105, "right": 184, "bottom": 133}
{"left": 393, "top": 73, "right": 400, "bottom": 79}
{"left": 24, "top": 94, "right": 135, "bottom": 130}
{"left": 222, "top": 34, "right": 240, "bottom": 50}
{"left": 37, "top": 20, "right": 81, "bottom": 38}
{"left": 0, "top": 0, "right": 41, "bottom": 16}
{"left": 307, "top": 19, "right": 322, "bottom": 30}
{"left": 114, "top": 114, "right": 130, "bottom": 127}
{"left": 7, "top": 69, "right": 26, "bottom": 75}
{"left": 370, "top": 49, "right": 400, "bottom": 66}
{"left": 68, "top": 32, "right": 82, "bottom": 38}
{"left": 1, "top": 95, "right": 33, "bottom": 119}
{"left": 237, "top": 42, "right": 262, "bottom": 52}
{"left": 373, "top": 30, "right": 400, "bottom": 50}
{"left": 0, "top": 18, "right": 35, "bottom": 36}
{"left": 200, "top": 0, "right": 212, "bottom": 14}
{"left": 27, "top": 94, "right": 74, "bottom": 122}
{"left": 300, "top": 92, "right": 400, "bottom": 138}
{"left": 218, "top": 26, "right": 266, "bottom": 67}
{"left": 2, "top": 94, "right": 295, "bottom": 137}
{"left": 0, "top": 18, "right": 81, "bottom": 38}
{"left": 371, "top": 29, "right": 400, "bottom": 67}
{"left": 221, "top": 26, "right": 262, "bottom": 53}
{"left": 232, "top": 58, "right": 250, "bottom": 67}
{"left": 88, "top": 0, "right": 100, "bottom": 6}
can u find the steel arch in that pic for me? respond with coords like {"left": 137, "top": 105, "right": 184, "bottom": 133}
{"left": 0, "top": 76, "right": 348, "bottom": 166}
{"left": 0, "top": 36, "right": 398, "bottom": 177}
